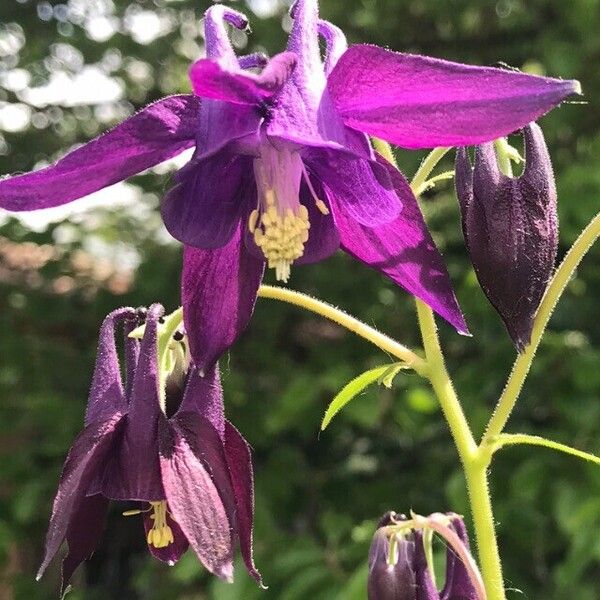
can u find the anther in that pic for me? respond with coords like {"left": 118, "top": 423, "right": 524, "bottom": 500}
{"left": 173, "top": 330, "right": 184, "bottom": 342}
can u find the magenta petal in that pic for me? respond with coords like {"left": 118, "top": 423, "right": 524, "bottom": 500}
{"left": 178, "top": 366, "right": 226, "bottom": 439}
{"left": 309, "top": 152, "right": 401, "bottom": 226}
{"left": 224, "top": 421, "right": 262, "bottom": 586}
{"left": 182, "top": 224, "right": 265, "bottom": 372}
{"left": 0, "top": 95, "right": 200, "bottom": 211}
{"left": 159, "top": 414, "right": 236, "bottom": 581}
{"left": 143, "top": 510, "right": 190, "bottom": 566}
{"left": 328, "top": 45, "right": 580, "bottom": 149}
{"left": 60, "top": 494, "right": 109, "bottom": 597}
{"left": 331, "top": 158, "right": 468, "bottom": 334}
{"left": 38, "top": 414, "right": 123, "bottom": 580}
{"left": 161, "top": 152, "right": 255, "bottom": 249}
{"left": 84, "top": 308, "right": 135, "bottom": 426}
{"left": 190, "top": 53, "right": 296, "bottom": 105}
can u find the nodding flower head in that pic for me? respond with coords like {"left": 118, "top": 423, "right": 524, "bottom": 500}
{"left": 456, "top": 123, "right": 558, "bottom": 351}
{"left": 368, "top": 512, "right": 484, "bottom": 600}
{"left": 37, "top": 306, "right": 262, "bottom": 596}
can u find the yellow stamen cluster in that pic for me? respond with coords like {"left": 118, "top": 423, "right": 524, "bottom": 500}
{"left": 123, "top": 501, "right": 174, "bottom": 549}
{"left": 249, "top": 190, "right": 310, "bottom": 282}
{"left": 147, "top": 501, "right": 174, "bottom": 548}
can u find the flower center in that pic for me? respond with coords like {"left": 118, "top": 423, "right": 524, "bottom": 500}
{"left": 123, "top": 500, "right": 174, "bottom": 549}
{"left": 249, "top": 144, "right": 329, "bottom": 283}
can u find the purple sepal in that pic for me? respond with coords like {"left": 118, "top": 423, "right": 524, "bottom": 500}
{"left": 328, "top": 44, "right": 580, "bottom": 149}
{"left": 60, "top": 494, "right": 109, "bottom": 597}
{"left": 331, "top": 157, "right": 468, "bottom": 335}
{"left": 0, "top": 95, "right": 200, "bottom": 211}
{"left": 367, "top": 515, "right": 417, "bottom": 600}
{"left": 455, "top": 123, "right": 557, "bottom": 350}
{"left": 224, "top": 421, "right": 263, "bottom": 586}
{"left": 159, "top": 413, "right": 236, "bottom": 581}
{"left": 182, "top": 224, "right": 265, "bottom": 372}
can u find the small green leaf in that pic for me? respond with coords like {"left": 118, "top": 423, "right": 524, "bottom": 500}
{"left": 378, "top": 362, "right": 410, "bottom": 388}
{"left": 321, "top": 365, "right": 392, "bottom": 430}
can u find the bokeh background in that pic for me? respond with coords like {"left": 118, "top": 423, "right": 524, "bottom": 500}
{"left": 0, "top": 0, "right": 599, "bottom": 598}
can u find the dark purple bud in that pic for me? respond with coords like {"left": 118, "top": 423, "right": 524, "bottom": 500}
{"left": 368, "top": 513, "right": 417, "bottom": 600}
{"left": 455, "top": 123, "right": 558, "bottom": 351}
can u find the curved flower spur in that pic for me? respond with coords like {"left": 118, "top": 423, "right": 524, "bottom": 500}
{"left": 37, "top": 305, "right": 261, "bottom": 596}
{"left": 0, "top": 1, "right": 579, "bottom": 371}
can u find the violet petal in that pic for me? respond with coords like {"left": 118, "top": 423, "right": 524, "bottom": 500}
{"left": 224, "top": 421, "right": 262, "bottom": 586}
{"left": 84, "top": 308, "right": 135, "bottom": 427}
{"left": 413, "top": 530, "right": 441, "bottom": 600}
{"left": 328, "top": 45, "right": 580, "bottom": 149}
{"left": 182, "top": 224, "right": 265, "bottom": 372}
{"left": 440, "top": 516, "right": 478, "bottom": 600}
{"left": 159, "top": 414, "right": 236, "bottom": 582}
{"left": 190, "top": 53, "right": 296, "bottom": 105}
{"left": 161, "top": 152, "right": 255, "bottom": 249}
{"left": 60, "top": 494, "right": 109, "bottom": 597}
{"left": 0, "top": 95, "right": 200, "bottom": 211}
{"left": 178, "top": 366, "right": 226, "bottom": 440}
{"left": 308, "top": 151, "right": 401, "bottom": 226}
{"left": 266, "top": 0, "right": 349, "bottom": 151}
{"left": 101, "top": 304, "right": 165, "bottom": 501}
{"left": 331, "top": 157, "right": 468, "bottom": 334}
{"left": 38, "top": 414, "right": 123, "bottom": 580}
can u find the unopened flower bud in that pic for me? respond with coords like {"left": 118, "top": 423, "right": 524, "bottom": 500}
{"left": 368, "top": 513, "right": 416, "bottom": 600}
{"left": 455, "top": 123, "right": 558, "bottom": 351}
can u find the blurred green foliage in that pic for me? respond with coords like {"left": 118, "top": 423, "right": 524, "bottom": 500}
{"left": 0, "top": 0, "right": 599, "bottom": 598}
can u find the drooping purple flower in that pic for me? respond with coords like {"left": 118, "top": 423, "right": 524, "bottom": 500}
{"left": 0, "top": 2, "right": 578, "bottom": 370}
{"left": 367, "top": 512, "right": 480, "bottom": 600}
{"left": 455, "top": 123, "right": 558, "bottom": 350}
{"left": 37, "top": 305, "right": 261, "bottom": 595}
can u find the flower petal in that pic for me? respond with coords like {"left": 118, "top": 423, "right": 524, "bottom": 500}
{"left": 159, "top": 413, "right": 237, "bottom": 582}
{"left": 266, "top": 0, "right": 349, "bottom": 151}
{"left": 178, "top": 366, "right": 226, "bottom": 439}
{"left": 330, "top": 157, "right": 468, "bottom": 334}
{"left": 413, "top": 530, "right": 441, "bottom": 599}
{"left": 143, "top": 509, "right": 190, "bottom": 566}
{"left": 101, "top": 304, "right": 165, "bottom": 502}
{"left": 38, "top": 414, "right": 123, "bottom": 580}
{"left": 224, "top": 421, "right": 263, "bottom": 586}
{"left": 182, "top": 224, "right": 265, "bottom": 372}
{"left": 84, "top": 308, "right": 135, "bottom": 427}
{"left": 190, "top": 53, "right": 297, "bottom": 105}
{"left": 441, "top": 517, "right": 478, "bottom": 600}
{"left": 328, "top": 45, "right": 581, "bottom": 149}
{"left": 161, "top": 152, "right": 255, "bottom": 249}
{"left": 0, "top": 95, "right": 200, "bottom": 211}
{"left": 60, "top": 494, "right": 109, "bottom": 597}
{"left": 308, "top": 151, "right": 401, "bottom": 226}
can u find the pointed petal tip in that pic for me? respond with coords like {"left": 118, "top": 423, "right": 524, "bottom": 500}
{"left": 570, "top": 79, "right": 583, "bottom": 95}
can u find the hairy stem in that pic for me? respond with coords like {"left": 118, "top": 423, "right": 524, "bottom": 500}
{"left": 490, "top": 433, "right": 600, "bottom": 466}
{"left": 257, "top": 285, "right": 428, "bottom": 376}
{"left": 483, "top": 211, "right": 600, "bottom": 442}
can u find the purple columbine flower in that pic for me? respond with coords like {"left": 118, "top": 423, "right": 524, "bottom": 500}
{"left": 368, "top": 512, "right": 479, "bottom": 600}
{"left": 0, "top": 1, "right": 579, "bottom": 370}
{"left": 37, "top": 304, "right": 261, "bottom": 596}
{"left": 455, "top": 123, "right": 558, "bottom": 350}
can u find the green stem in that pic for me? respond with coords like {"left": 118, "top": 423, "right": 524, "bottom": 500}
{"left": 483, "top": 211, "right": 600, "bottom": 442}
{"left": 490, "top": 433, "right": 600, "bottom": 466}
{"left": 410, "top": 147, "right": 452, "bottom": 194}
{"left": 257, "top": 285, "right": 428, "bottom": 376}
